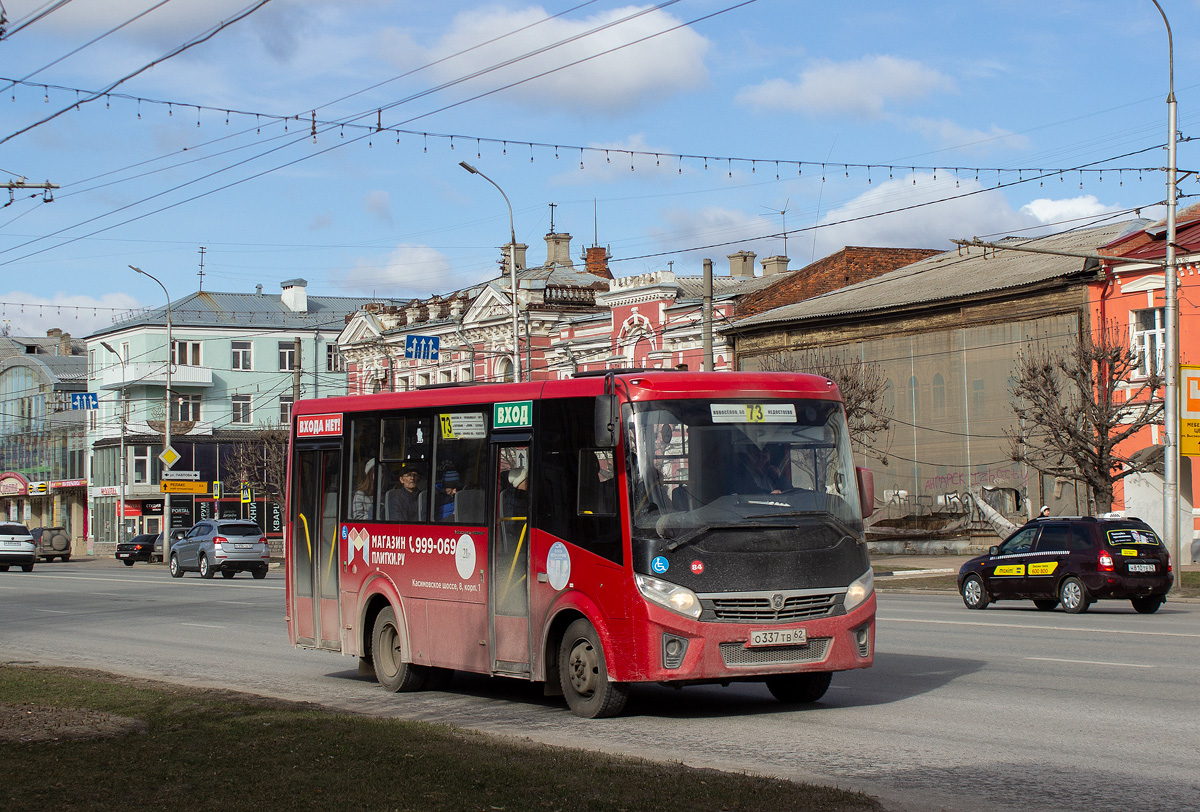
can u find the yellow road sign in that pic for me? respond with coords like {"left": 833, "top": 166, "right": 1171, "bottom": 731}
{"left": 160, "top": 480, "right": 208, "bottom": 494}
{"left": 1182, "top": 364, "right": 1200, "bottom": 457}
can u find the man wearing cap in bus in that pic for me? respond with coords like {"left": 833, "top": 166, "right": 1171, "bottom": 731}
{"left": 387, "top": 467, "right": 423, "bottom": 523}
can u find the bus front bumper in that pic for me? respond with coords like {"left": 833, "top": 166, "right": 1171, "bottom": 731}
{"left": 619, "top": 593, "right": 876, "bottom": 684}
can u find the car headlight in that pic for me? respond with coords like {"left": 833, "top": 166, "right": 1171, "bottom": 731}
{"left": 635, "top": 573, "right": 702, "bottom": 619}
{"left": 843, "top": 568, "right": 874, "bottom": 612}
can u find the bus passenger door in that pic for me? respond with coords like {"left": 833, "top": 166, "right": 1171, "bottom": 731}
{"left": 490, "top": 442, "right": 531, "bottom": 676}
{"left": 291, "top": 446, "right": 342, "bottom": 651}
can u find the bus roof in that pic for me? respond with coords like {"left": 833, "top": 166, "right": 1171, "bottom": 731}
{"left": 293, "top": 371, "right": 841, "bottom": 417}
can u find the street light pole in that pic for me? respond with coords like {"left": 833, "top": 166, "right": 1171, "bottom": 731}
{"left": 130, "top": 265, "right": 173, "bottom": 554}
{"left": 459, "top": 161, "right": 522, "bottom": 382}
{"left": 99, "top": 342, "right": 127, "bottom": 548}
{"left": 1150, "top": 0, "right": 1182, "bottom": 573}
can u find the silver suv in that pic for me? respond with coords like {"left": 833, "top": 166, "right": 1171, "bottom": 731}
{"left": 0, "top": 522, "right": 36, "bottom": 572}
{"left": 168, "top": 519, "right": 270, "bottom": 579}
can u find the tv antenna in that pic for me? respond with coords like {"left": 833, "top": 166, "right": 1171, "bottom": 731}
{"left": 759, "top": 199, "right": 790, "bottom": 257}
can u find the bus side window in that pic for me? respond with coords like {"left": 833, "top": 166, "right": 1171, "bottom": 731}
{"left": 537, "top": 398, "right": 622, "bottom": 564}
{"left": 578, "top": 449, "right": 616, "bottom": 516}
{"left": 347, "top": 416, "right": 381, "bottom": 521}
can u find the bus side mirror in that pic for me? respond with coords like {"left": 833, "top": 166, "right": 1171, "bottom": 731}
{"left": 856, "top": 467, "right": 874, "bottom": 520}
{"left": 594, "top": 395, "right": 618, "bottom": 448}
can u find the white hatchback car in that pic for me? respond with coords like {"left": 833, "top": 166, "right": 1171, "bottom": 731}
{"left": 0, "top": 522, "right": 36, "bottom": 572}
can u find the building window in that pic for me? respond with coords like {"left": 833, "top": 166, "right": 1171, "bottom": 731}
{"left": 231, "top": 394, "right": 251, "bottom": 424}
{"left": 132, "top": 445, "right": 152, "bottom": 484}
{"left": 972, "top": 379, "right": 985, "bottom": 411}
{"left": 932, "top": 373, "right": 946, "bottom": 419}
{"left": 278, "top": 341, "right": 298, "bottom": 371}
{"left": 231, "top": 341, "right": 252, "bottom": 370}
{"left": 908, "top": 376, "right": 920, "bottom": 419}
{"left": 1131, "top": 307, "right": 1164, "bottom": 378}
{"left": 88, "top": 349, "right": 96, "bottom": 377}
{"left": 172, "top": 340, "right": 201, "bottom": 366}
{"left": 279, "top": 395, "right": 293, "bottom": 425}
{"left": 326, "top": 344, "right": 345, "bottom": 372}
{"left": 174, "top": 394, "right": 201, "bottom": 422}
{"left": 120, "top": 342, "right": 130, "bottom": 363}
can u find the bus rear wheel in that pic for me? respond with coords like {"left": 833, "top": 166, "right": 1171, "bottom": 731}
{"left": 558, "top": 619, "right": 628, "bottom": 718}
{"left": 766, "top": 672, "right": 832, "bottom": 704}
{"left": 371, "top": 607, "right": 427, "bottom": 692}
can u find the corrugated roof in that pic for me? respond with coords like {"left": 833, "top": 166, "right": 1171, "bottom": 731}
{"left": 93, "top": 290, "right": 383, "bottom": 337}
{"left": 675, "top": 274, "right": 778, "bottom": 300}
{"left": 730, "top": 221, "right": 1134, "bottom": 331}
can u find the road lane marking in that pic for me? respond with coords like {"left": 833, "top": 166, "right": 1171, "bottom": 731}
{"left": 181, "top": 622, "right": 225, "bottom": 629}
{"left": 881, "top": 617, "right": 1200, "bottom": 639}
{"left": 11, "top": 572, "right": 283, "bottom": 590}
{"left": 1026, "top": 657, "right": 1154, "bottom": 668}
{"left": 215, "top": 600, "right": 264, "bottom": 606}
{"left": 34, "top": 608, "right": 69, "bottom": 613}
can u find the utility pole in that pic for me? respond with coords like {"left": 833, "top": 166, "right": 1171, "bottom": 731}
{"left": 292, "top": 337, "right": 302, "bottom": 405}
{"left": 702, "top": 259, "right": 714, "bottom": 372}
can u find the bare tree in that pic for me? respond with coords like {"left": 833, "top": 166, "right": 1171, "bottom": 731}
{"left": 760, "top": 347, "right": 893, "bottom": 463}
{"left": 223, "top": 425, "right": 288, "bottom": 505}
{"left": 1007, "top": 323, "right": 1163, "bottom": 513}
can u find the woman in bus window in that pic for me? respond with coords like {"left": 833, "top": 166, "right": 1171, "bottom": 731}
{"left": 351, "top": 458, "right": 376, "bottom": 520}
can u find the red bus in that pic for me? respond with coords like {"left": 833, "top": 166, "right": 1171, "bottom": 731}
{"left": 286, "top": 371, "right": 876, "bottom": 717}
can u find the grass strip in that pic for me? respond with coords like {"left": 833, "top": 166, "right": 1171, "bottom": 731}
{"left": 0, "top": 665, "right": 880, "bottom": 812}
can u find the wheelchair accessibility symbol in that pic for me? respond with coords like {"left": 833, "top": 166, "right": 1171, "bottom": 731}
{"left": 651, "top": 556, "right": 669, "bottom": 574}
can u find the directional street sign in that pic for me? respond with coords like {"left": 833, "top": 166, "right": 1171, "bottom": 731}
{"left": 70, "top": 392, "right": 99, "bottom": 410}
{"left": 161, "top": 480, "right": 207, "bottom": 495}
{"left": 162, "top": 470, "right": 200, "bottom": 481}
{"left": 404, "top": 334, "right": 440, "bottom": 361}
{"left": 158, "top": 446, "right": 181, "bottom": 468}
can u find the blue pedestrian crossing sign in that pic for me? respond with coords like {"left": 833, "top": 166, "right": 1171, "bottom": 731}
{"left": 404, "top": 334, "right": 439, "bottom": 361}
{"left": 70, "top": 392, "right": 99, "bottom": 410}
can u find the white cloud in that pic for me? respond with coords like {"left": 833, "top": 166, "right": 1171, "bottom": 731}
{"left": 363, "top": 190, "right": 392, "bottom": 224}
{"left": 906, "top": 117, "right": 1031, "bottom": 154}
{"left": 401, "top": 5, "right": 710, "bottom": 114}
{"left": 0, "top": 290, "right": 142, "bottom": 338}
{"left": 807, "top": 176, "right": 1123, "bottom": 258}
{"left": 737, "top": 55, "right": 954, "bottom": 117}
{"left": 337, "top": 244, "right": 454, "bottom": 296}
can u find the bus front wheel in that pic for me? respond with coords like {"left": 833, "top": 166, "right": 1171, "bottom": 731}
{"left": 371, "top": 607, "right": 427, "bottom": 692}
{"left": 766, "top": 672, "right": 832, "bottom": 704}
{"left": 558, "top": 619, "right": 628, "bottom": 718}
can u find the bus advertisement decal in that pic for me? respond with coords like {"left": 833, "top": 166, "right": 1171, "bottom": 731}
{"left": 342, "top": 524, "right": 486, "bottom": 601}
{"left": 546, "top": 541, "right": 571, "bottom": 590}
{"left": 296, "top": 413, "right": 343, "bottom": 437}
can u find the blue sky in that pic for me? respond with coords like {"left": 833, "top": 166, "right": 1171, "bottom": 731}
{"left": 0, "top": 0, "right": 1197, "bottom": 337}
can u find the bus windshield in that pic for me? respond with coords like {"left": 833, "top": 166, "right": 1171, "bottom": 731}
{"left": 624, "top": 398, "right": 863, "bottom": 538}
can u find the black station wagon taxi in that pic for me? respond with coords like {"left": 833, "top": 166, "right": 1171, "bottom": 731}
{"left": 959, "top": 516, "right": 1173, "bottom": 614}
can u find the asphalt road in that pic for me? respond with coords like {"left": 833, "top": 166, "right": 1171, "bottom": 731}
{"left": 2, "top": 561, "right": 1198, "bottom": 812}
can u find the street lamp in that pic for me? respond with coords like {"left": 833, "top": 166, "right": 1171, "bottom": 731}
{"left": 459, "top": 161, "right": 522, "bottom": 382}
{"left": 1150, "top": 0, "right": 1182, "bottom": 572}
{"left": 99, "top": 341, "right": 127, "bottom": 547}
{"left": 129, "top": 265, "right": 173, "bottom": 553}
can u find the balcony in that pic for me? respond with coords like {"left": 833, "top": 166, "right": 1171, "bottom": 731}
{"left": 98, "top": 362, "right": 213, "bottom": 389}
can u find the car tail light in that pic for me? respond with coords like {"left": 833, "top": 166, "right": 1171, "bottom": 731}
{"left": 213, "top": 535, "right": 228, "bottom": 545}
{"left": 259, "top": 536, "right": 268, "bottom": 544}
{"left": 1098, "top": 550, "right": 1115, "bottom": 572}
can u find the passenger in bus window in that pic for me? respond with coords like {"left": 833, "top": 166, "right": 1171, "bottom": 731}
{"left": 502, "top": 467, "right": 529, "bottom": 519}
{"left": 351, "top": 459, "right": 376, "bottom": 520}
{"left": 386, "top": 467, "right": 423, "bottom": 522}
{"left": 435, "top": 471, "right": 460, "bottom": 521}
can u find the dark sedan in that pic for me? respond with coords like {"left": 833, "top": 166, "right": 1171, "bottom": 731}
{"left": 115, "top": 533, "right": 160, "bottom": 565}
{"left": 959, "top": 515, "right": 1173, "bottom": 614}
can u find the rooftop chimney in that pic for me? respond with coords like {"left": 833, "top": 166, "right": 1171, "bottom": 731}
{"left": 256, "top": 284, "right": 263, "bottom": 296}
{"left": 59, "top": 331, "right": 72, "bottom": 356}
{"left": 761, "top": 255, "right": 790, "bottom": 276}
{"left": 501, "top": 243, "right": 527, "bottom": 273}
{"left": 545, "top": 231, "right": 574, "bottom": 268}
{"left": 727, "top": 250, "right": 757, "bottom": 278}
{"left": 585, "top": 245, "right": 612, "bottom": 279}
{"left": 281, "top": 278, "right": 308, "bottom": 313}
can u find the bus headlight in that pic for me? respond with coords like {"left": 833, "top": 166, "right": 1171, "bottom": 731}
{"left": 843, "top": 568, "right": 874, "bottom": 612}
{"left": 636, "top": 573, "right": 702, "bottom": 619}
